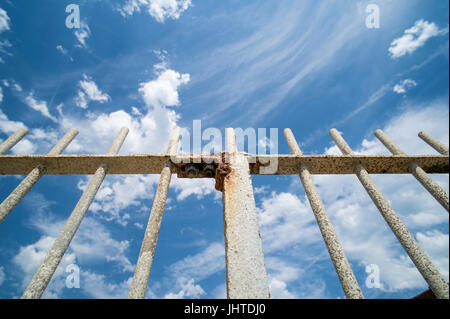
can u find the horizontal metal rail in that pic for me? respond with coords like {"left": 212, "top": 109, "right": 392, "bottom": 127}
{"left": 0, "top": 154, "right": 448, "bottom": 175}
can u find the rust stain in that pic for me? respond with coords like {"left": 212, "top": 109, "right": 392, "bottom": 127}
{"left": 215, "top": 152, "right": 232, "bottom": 192}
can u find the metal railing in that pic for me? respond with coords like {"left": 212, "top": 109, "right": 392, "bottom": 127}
{"left": 0, "top": 126, "right": 448, "bottom": 299}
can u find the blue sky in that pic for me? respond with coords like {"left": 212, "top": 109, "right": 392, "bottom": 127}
{"left": 0, "top": 0, "right": 448, "bottom": 299}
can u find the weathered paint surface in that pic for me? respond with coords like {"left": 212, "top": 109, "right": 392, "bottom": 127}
{"left": 0, "top": 128, "right": 29, "bottom": 155}
{"left": 0, "top": 128, "right": 78, "bottom": 224}
{"left": 21, "top": 127, "right": 128, "bottom": 299}
{"left": 330, "top": 128, "right": 449, "bottom": 299}
{"left": 222, "top": 128, "right": 270, "bottom": 299}
{"left": 283, "top": 128, "right": 363, "bottom": 299}
{"left": 0, "top": 154, "right": 447, "bottom": 175}
{"left": 418, "top": 131, "right": 449, "bottom": 155}
{"left": 375, "top": 129, "right": 449, "bottom": 212}
{"left": 128, "top": 127, "right": 181, "bottom": 299}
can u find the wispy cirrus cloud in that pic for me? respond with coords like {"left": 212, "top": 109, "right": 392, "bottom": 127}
{"left": 24, "top": 93, "right": 58, "bottom": 123}
{"left": 0, "top": 8, "right": 10, "bottom": 33}
{"left": 184, "top": 1, "right": 371, "bottom": 127}
{"left": 56, "top": 45, "right": 73, "bottom": 62}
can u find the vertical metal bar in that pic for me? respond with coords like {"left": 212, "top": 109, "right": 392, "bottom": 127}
{"left": 329, "top": 128, "right": 449, "bottom": 299}
{"left": 374, "top": 129, "right": 449, "bottom": 212}
{"left": 418, "top": 131, "right": 449, "bottom": 156}
{"left": 283, "top": 128, "right": 363, "bottom": 299}
{"left": 0, "top": 128, "right": 78, "bottom": 224}
{"left": 0, "top": 128, "right": 29, "bottom": 155}
{"left": 222, "top": 128, "right": 270, "bottom": 299}
{"left": 21, "top": 127, "right": 129, "bottom": 299}
{"left": 128, "top": 126, "right": 181, "bottom": 299}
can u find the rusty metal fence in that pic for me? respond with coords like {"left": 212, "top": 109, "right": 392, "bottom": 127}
{"left": 0, "top": 126, "right": 448, "bottom": 299}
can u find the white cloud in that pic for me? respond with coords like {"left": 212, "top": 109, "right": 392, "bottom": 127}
{"left": 74, "top": 22, "right": 90, "bottom": 48}
{"left": 13, "top": 236, "right": 77, "bottom": 298}
{"left": 79, "top": 174, "right": 158, "bottom": 225}
{"left": 257, "top": 192, "right": 320, "bottom": 253}
{"left": 56, "top": 45, "right": 68, "bottom": 55}
{"left": 393, "top": 79, "right": 417, "bottom": 94}
{"left": 170, "top": 176, "right": 217, "bottom": 201}
{"left": 269, "top": 278, "right": 296, "bottom": 299}
{"left": 0, "top": 8, "right": 10, "bottom": 33}
{"left": 0, "top": 40, "right": 12, "bottom": 64}
{"left": 12, "top": 82, "right": 22, "bottom": 92}
{"left": 24, "top": 93, "right": 58, "bottom": 122}
{"left": 168, "top": 242, "right": 225, "bottom": 282}
{"left": 319, "top": 105, "right": 449, "bottom": 292}
{"left": 265, "top": 257, "right": 302, "bottom": 298}
{"left": 161, "top": 242, "right": 224, "bottom": 298}
{"left": 119, "top": 0, "right": 192, "bottom": 23}
{"left": 164, "top": 278, "right": 205, "bottom": 299}
{"left": 416, "top": 230, "right": 449, "bottom": 279}
{"left": 56, "top": 45, "right": 73, "bottom": 62}
{"left": 57, "top": 63, "right": 192, "bottom": 224}
{"left": 389, "top": 20, "right": 448, "bottom": 58}
{"left": 0, "top": 86, "right": 3, "bottom": 103}
{"left": 75, "top": 74, "right": 110, "bottom": 109}
{"left": 28, "top": 210, "right": 134, "bottom": 273}
{"left": 0, "top": 109, "right": 36, "bottom": 154}
{"left": 12, "top": 193, "right": 135, "bottom": 298}
{"left": 79, "top": 271, "right": 132, "bottom": 298}
{"left": 139, "top": 69, "right": 190, "bottom": 108}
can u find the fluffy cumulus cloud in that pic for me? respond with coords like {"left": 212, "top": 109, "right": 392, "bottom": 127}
{"left": 0, "top": 8, "right": 10, "bottom": 33}
{"left": 393, "top": 79, "right": 417, "bottom": 94}
{"left": 75, "top": 74, "right": 111, "bottom": 109}
{"left": 78, "top": 174, "right": 159, "bottom": 226}
{"left": 164, "top": 278, "right": 205, "bottom": 299}
{"left": 119, "top": 0, "right": 192, "bottom": 23}
{"left": 389, "top": 20, "right": 449, "bottom": 58}
{"left": 257, "top": 192, "right": 320, "bottom": 253}
{"left": 54, "top": 61, "right": 199, "bottom": 226}
{"left": 11, "top": 194, "right": 134, "bottom": 298}
{"left": 139, "top": 69, "right": 190, "bottom": 108}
